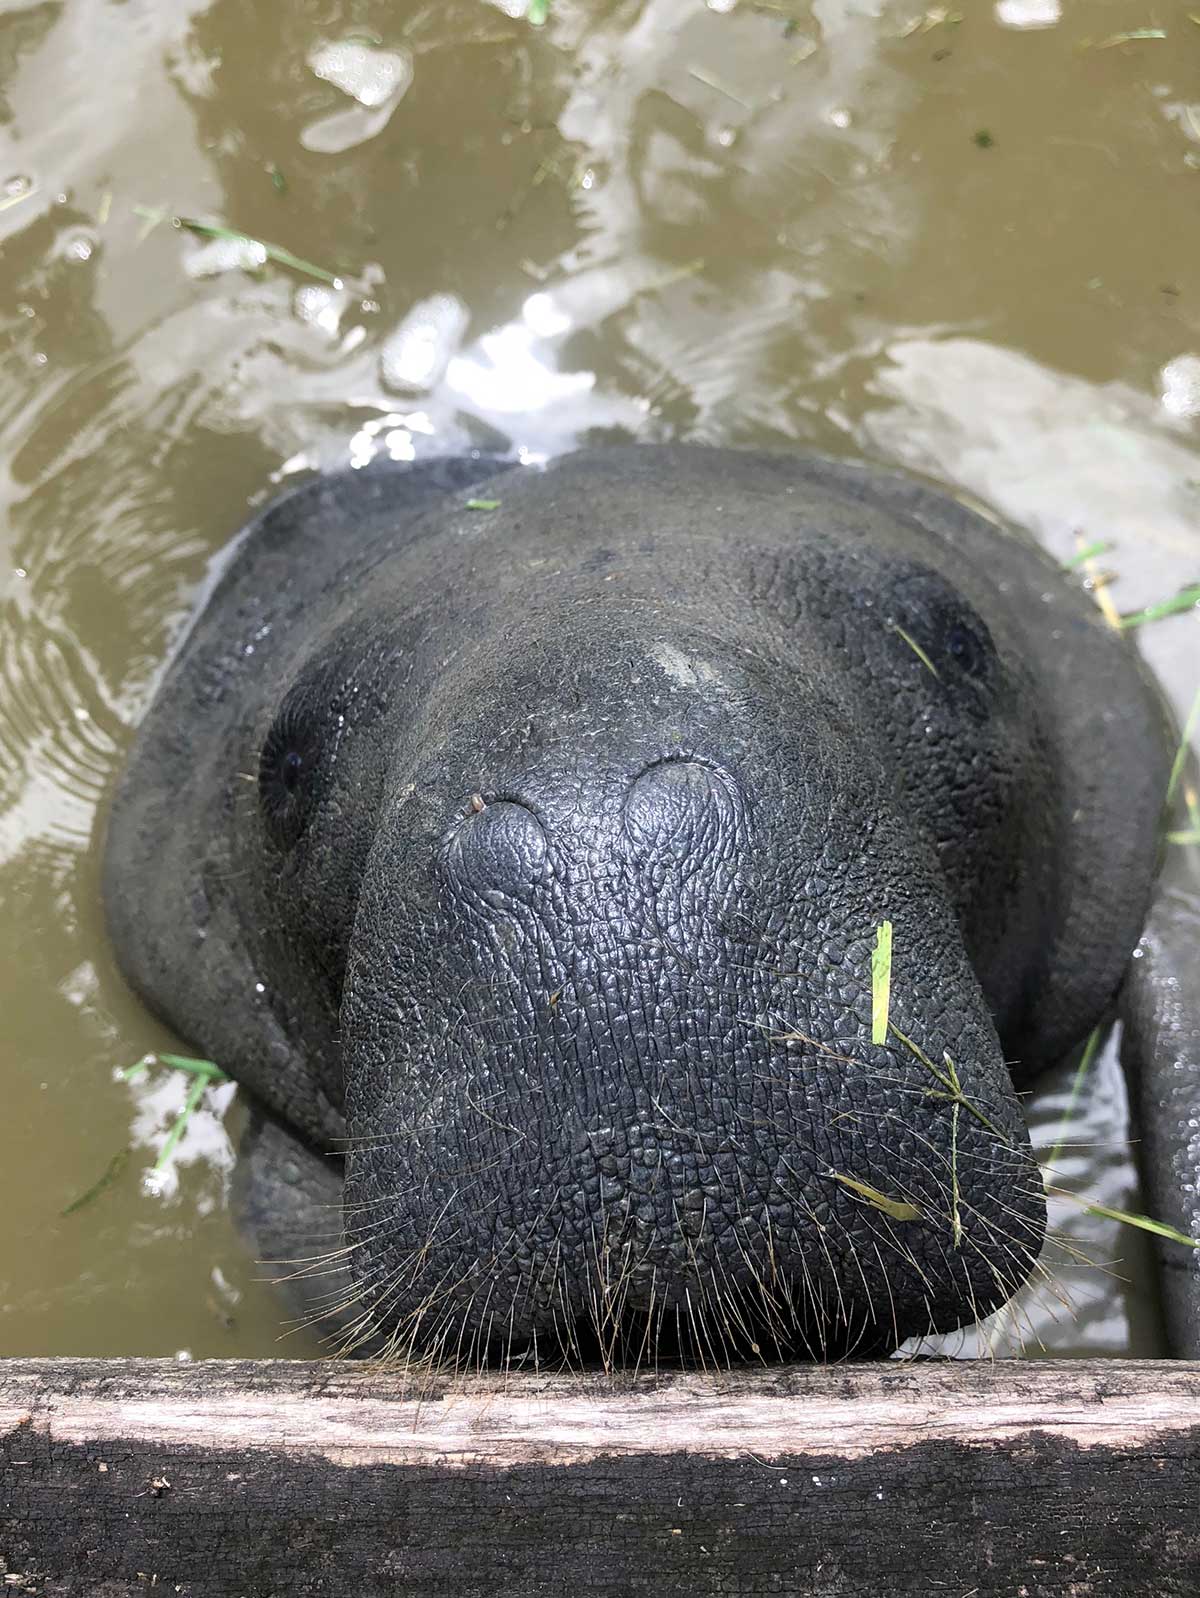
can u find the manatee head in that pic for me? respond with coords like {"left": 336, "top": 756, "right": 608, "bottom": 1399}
{"left": 104, "top": 447, "right": 1167, "bottom": 1364}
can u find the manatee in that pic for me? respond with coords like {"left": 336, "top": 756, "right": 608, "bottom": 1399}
{"left": 1122, "top": 878, "right": 1200, "bottom": 1355}
{"left": 103, "top": 446, "right": 1175, "bottom": 1364}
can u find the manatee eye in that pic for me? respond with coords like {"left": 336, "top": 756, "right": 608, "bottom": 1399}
{"left": 280, "top": 749, "right": 304, "bottom": 792}
{"left": 888, "top": 566, "right": 998, "bottom": 698}
{"left": 258, "top": 701, "right": 323, "bottom": 848}
{"left": 943, "top": 617, "right": 991, "bottom": 679}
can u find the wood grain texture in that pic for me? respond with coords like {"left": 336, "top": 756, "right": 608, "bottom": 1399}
{"left": 3, "top": 1358, "right": 1199, "bottom": 1597}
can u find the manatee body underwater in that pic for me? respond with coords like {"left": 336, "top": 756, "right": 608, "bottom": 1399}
{"left": 102, "top": 445, "right": 1173, "bottom": 1366}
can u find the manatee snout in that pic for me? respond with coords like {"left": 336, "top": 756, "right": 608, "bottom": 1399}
{"left": 103, "top": 446, "right": 1168, "bottom": 1364}
{"left": 336, "top": 635, "right": 1043, "bottom": 1362}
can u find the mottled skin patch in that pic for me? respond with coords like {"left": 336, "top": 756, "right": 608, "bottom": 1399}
{"left": 103, "top": 447, "right": 1169, "bottom": 1363}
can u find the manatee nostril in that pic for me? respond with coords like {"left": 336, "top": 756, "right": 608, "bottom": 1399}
{"left": 622, "top": 757, "right": 740, "bottom": 854}
{"left": 445, "top": 797, "right": 549, "bottom": 899}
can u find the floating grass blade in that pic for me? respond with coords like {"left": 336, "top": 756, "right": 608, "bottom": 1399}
{"left": 134, "top": 204, "right": 167, "bottom": 242}
{"left": 1167, "top": 826, "right": 1200, "bottom": 846}
{"left": 0, "top": 183, "right": 35, "bottom": 214}
{"left": 1166, "top": 683, "right": 1200, "bottom": 805}
{"left": 1041, "top": 1025, "right": 1103, "bottom": 1179}
{"left": 466, "top": 498, "right": 501, "bottom": 511}
{"left": 830, "top": 1171, "right": 922, "bottom": 1222}
{"left": 60, "top": 1151, "right": 130, "bottom": 1217}
{"left": 156, "top": 1052, "right": 227, "bottom": 1080}
{"left": 1047, "top": 1188, "right": 1199, "bottom": 1249}
{"left": 1061, "top": 539, "right": 1113, "bottom": 571}
{"left": 871, "top": 919, "right": 893, "bottom": 1045}
{"left": 177, "top": 217, "right": 343, "bottom": 285}
{"left": 1089, "top": 28, "right": 1167, "bottom": 47}
{"left": 154, "top": 1071, "right": 212, "bottom": 1174}
{"left": 114, "top": 1052, "right": 229, "bottom": 1174}
{"left": 527, "top": 0, "right": 549, "bottom": 23}
{"left": 120, "top": 1050, "right": 225, "bottom": 1083}
{"left": 134, "top": 206, "right": 345, "bottom": 286}
{"left": 889, "top": 623, "right": 940, "bottom": 678}
{"left": 1118, "top": 583, "right": 1200, "bottom": 631}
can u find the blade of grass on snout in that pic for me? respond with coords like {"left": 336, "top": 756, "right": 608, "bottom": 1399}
{"left": 871, "top": 919, "right": 892, "bottom": 1045}
{"left": 889, "top": 623, "right": 939, "bottom": 678}
{"left": 888, "top": 1023, "right": 1009, "bottom": 1142}
{"left": 829, "top": 1171, "right": 922, "bottom": 1222}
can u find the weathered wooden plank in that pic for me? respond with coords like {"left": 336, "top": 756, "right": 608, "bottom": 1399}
{"left": 3, "top": 1358, "right": 1199, "bottom": 1597}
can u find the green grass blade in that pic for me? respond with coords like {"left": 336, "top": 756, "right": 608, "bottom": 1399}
{"left": 1041, "top": 1025, "right": 1103, "bottom": 1178}
{"left": 830, "top": 1171, "right": 922, "bottom": 1222}
{"left": 871, "top": 919, "right": 893, "bottom": 1045}
{"left": 154, "top": 1072, "right": 212, "bottom": 1174}
{"left": 888, "top": 1024, "right": 1010, "bottom": 1142}
{"left": 1118, "top": 583, "right": 1200, "bottom": 630}
{"left": 889, "top": 623, "right": 940, "bottom": 678}
{"left": 1061, "top": 539, "right": 1113, "bottom": 570}
{"left": 134, "top": 207, "right": 345, "bottom": 286}
{"left": 1047, "top": 1188, "right": 1199, "bottom": 1249}
{"left": 1166, "top": 682, "right": 1200, "bottom": 805}
{"left": 176, "top": 216, "right": 342, "bottom": 285}
{"left": 156, "top": 1052, "right": 227, "bottom": 1081}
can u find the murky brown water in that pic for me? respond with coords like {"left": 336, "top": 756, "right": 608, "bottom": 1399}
{"left": 1, "top": 0, "right": 1196, "bottom": 1360}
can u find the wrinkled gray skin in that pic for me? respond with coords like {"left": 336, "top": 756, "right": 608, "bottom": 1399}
{"left": 104, "top": 447, "right": 1172, "bottom": 1364}
{"left": 1123, "top": 858, "right": 1200, "bottom": 1358}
